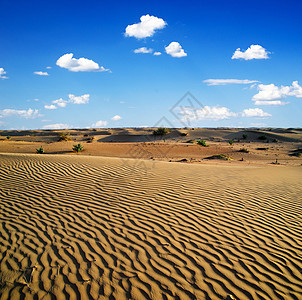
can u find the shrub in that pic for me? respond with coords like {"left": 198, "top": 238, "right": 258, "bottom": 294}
{"left": 197, "top": 140, "right": 208, "bottom": 147}
{"left": 242, "top": 134, "right": 248, "bottom": 140}
{"left": 36, "top": 146, "right": 44, "bottom": 154}
{"left": 6, "top": 136, "right": 11, "bottom": 140}
{"left": 186, "top": 140, "right": 195, "bottom": 143}
{"left": 180, "top": 132, "right": 188, "bottom": 136}
{"left": 59, "top": 132, "right": 70, "bottom": 141}
{"left": 87, "top": 136, "right": 95, "bottom": 143}
{"left": 153, "top": 128, "right": 171, "bottom": 136}
{"left": 205, "top": 154, "right": 232, "bottom": 160}
{"left": 229, "top": 140, "right": 234, "bottom": 145}
{"left": 73, "top": 143, "right": 83, "bottom": 152}
{"left": 238, "top": 148, "right": 249, "bottom": 153}
{"left": 272, "top": 138, "right": 278, "bottom": 143}
{"left": 258, "top": 135, "right": 267, "bottom": 140}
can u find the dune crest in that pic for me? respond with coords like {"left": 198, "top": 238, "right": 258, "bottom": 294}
{"left": 0, "top": 154, "right": 301, "bottom": 299}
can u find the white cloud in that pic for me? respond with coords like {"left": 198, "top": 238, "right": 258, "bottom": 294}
{"left": 165, "top": 42, "right": 187, "bottom": 58}
{"left": 178, "top": 105, "right": 237, "bottom": 121}
{"left": 204, "top": 79, "right": 259, "bottom": 86}
{"left": 153, "top": 51, "right": 162, "bottom": 56}
{"left": 42, "top": 123, "right": 71, "bottom": 129}
{"left": 44, "top": 104, "right": 57, "bottom": 110}
{"left": 111, "top": 115, "right": 122, "bottom": 121}
{"left": 46, "top": 66, "right": 52, "bottom": 69}
{"left": 242, "top": 108, "right": 271, "bottom": 118}
{"left": 125, "top": 14, "right": 167, "bottom": 39}
{"left": 91, "top": 120, "right": 108, "bottom": 128}
{"left": 0, "top": 108, "right": 40, "bottom": 119}
{"left": 252, "top": 81, "right": 302, "bottom": 103}
{"left": 34, "top": 71, "right": 49, "bottom": 76}
{"left": 254, "top": 100, "right": 288, "bottom": 106}
{"left": 52, "top": 98, "right": 68, "bottom": 107}
{"left": 232, "top": 45, "right": 270, "bottom": 60}
{"left": 56, "top": 53, "right": 109, "bottom": 72}
{"left": 68, "top": 94, "right": 89, "bottom": 104}
{"left": 134, "top": 47, "right": 153, "bottom": 54}
{"left": 0, "top": 68, "right": 8, "bottom": 79}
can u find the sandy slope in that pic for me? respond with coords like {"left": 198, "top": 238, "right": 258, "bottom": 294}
{"left": 0, "top": 154, "right": 301, "bottom": 299}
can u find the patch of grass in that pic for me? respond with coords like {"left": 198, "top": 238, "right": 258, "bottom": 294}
{"left": 293, "top": 152, "right": 302, "bottom": 157}
{"left": 153, "top": 127, "right": 171, "bottom": 136}
{"left": 36, "top": 146, "right": 44, "bottom": 154}
{"left": 197, "top": 139, "right": 208, "bottom": 147}
{"left": 242, "top": 134, "right": 248, "bottom": 140}
{"left": 238, "top": 148, "right": 249, "bottom": 153}
{"left": 59, "top": 132, "right": 70, "bottom": 141}
{"left": 258, "top": 135, "right": 267, "bottom": 140}
{"left": 73, "top": 143, "right": 83, "bottom": 152}
{"left": 229, "top": 139, "right": 234, "bottom": 145}
{"left": 205, "top": 154, "right": 232, "bottom": 160}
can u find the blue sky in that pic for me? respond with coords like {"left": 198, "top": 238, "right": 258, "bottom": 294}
{"left": 1, "top": 0, "right": 302, "bottom": 129}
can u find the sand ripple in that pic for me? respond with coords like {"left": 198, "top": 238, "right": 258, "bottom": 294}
{"left": 0, "top": 154, "right": 301, "bottom": 299}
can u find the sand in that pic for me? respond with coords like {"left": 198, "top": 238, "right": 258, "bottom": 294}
{"left": 0, "top": 153, "right": 301, "bottom": 299}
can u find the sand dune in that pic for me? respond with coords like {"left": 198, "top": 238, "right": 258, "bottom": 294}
{"left": 0, "top": 154, "right": 301, "bottom": 299}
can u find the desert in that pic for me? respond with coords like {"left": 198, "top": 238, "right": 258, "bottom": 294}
{"left": 0, "top": 127, "right": 301, "bottom": 299}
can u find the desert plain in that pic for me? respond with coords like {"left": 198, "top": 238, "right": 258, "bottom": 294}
{"left": 0, "top": 127, "right": 301, "bottom": 299}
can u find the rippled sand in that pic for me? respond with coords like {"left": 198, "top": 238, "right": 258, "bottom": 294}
{"left": 0, "top": 154, "right": 301, "bottom": 299}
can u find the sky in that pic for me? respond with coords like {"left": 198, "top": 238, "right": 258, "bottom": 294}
{"left": 1, "top": 0, "right": 302, "bottom": 130}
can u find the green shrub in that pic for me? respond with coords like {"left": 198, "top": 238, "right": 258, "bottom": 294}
{"left": 272, "top": 138, "right": 278, "bottom": 143}
{"left": 153, "top": 128, "right": 171, "bottom": 136}
{"left": 59, "top": 132, "right": 70, "bottom": 141}
{"left": 197, "top": 140, "right": 208, "bottom": 147}
{"left": 229, "top": 139, "right": 234, "bottom": 145}
{"left": 242, "top": 134, "right": 248, "bottom": 140}
{"left": 186, "top": 139, "right": 195, "bottom": 143}
{"left": 180, "top": 132, "right": 188, "bottom": 136}
{"left": 36, "top": 146, "right": 44, "bottom": 154}
{"left": 258, "top": 135, "right": 267, "bottom": 140}
{"left": 73, "top": 143, "right": 83, "bottom": 152}
{"left": 86, "top": 136, "right": 95, "bottom": 143}
{"left": 238, "top": 148, "right": 249, "bottom": 153}
{"left": 6, "top": 136, "right": 11, "bottom": 140}
{"left": 205, "top": 154, "right": 232, "bottom": 160}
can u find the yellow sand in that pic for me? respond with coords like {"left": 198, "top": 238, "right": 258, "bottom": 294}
{"left": 0, "top": 153, "right": 301, "bottom": 299}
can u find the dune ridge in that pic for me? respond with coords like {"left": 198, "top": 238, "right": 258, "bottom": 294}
{"left": 0, "top": 154, "right": 301, "bottom": 299}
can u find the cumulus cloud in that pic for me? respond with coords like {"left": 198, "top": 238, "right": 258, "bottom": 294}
{"left": 42, "top": 123, "right": 71, "bottom": 129}
{"left": 56, "top": 53, "right": 109, "bottom": 72}
{"left": 204, "top": 79, "right": 259, "bottom": 86}
{"left": 44, "top": 104, "right": 57, "bottom": 110}
{"left": 47, "top": 94, "right": 89, "bottom": 109}
{"left": 0, "top": 68, "right": 8, "bottom": 79}
{"left": 125, "top": 14, "right": 167, "bottom": 39}
{"left": 0, "top": 108, "right": 40, "bottom": 119}
{"left": 252, "top": 81, "right": 302, "bottom": 103}
{"left": 52, "top": 98, "right": 68, "bottom": 108}
{"left": 91, "top": 120, "right": 108, "bottom": 128}
{"left": 178, "top": 105, "right": 237, "bottom": 121}
{"left": 111, "top": 115, "right": 122, "bottom": 121}
{"left": 165, "top": 42, "right": 187, "bottom": 58}
{"left": 254, "top": 100, "right": 288, "bottom": 106}
{"left": 68, "top": 94, "right": 89, "bottom": 104}
{"left": 232, "top": 45, "right": 270, "bottom": 60}
{"left": 34, "top": 71, "right": 49, "bottom": 76}
{"left": 241, "top": 108, "right": 271, "bottom": 118}
{"left": 134, "top": 47, "right": 153, "bottom": 54}
{"left": 153, "top": 52, "right": 162, "bottom": 56}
